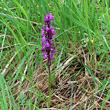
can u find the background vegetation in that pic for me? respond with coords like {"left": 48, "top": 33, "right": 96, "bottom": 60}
{"left": 0, "top": 0, "right": 110, "bottom": 109}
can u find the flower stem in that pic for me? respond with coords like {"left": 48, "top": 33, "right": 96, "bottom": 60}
{"left": 48, "top": 64, "right": 51, "bottom": 94}
{"left": 48, "top": 64, "right": 52, "bottom": 108}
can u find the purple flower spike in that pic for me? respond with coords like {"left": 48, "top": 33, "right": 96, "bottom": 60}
{"left": 41, "top": 13, "right": 56, "bottom": 66}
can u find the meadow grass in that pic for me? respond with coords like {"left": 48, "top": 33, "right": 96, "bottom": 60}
{"left": 0, "top": 0, "right": 110, "bottom": 109}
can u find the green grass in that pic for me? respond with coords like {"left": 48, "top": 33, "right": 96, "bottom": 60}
{"left": 0, "top": 0, "right": 110, "bottom": 109}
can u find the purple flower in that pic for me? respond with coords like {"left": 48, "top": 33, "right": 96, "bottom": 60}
{"left": 45, "top": 13, "right": 54, "bottom": 23}
{"left": 41, "top": 13, "right": 56, "bottom": 66}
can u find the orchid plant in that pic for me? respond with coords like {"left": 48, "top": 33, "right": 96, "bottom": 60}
{"left": 41, "top": 13, "right": 56, "bottom": 106}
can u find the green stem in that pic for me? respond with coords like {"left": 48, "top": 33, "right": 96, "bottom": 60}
{"left": 48, "top": 65, "right": 52, "bottom": 108}
{"left": 48, "top": 65, "right": 51, "bottom": 94}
